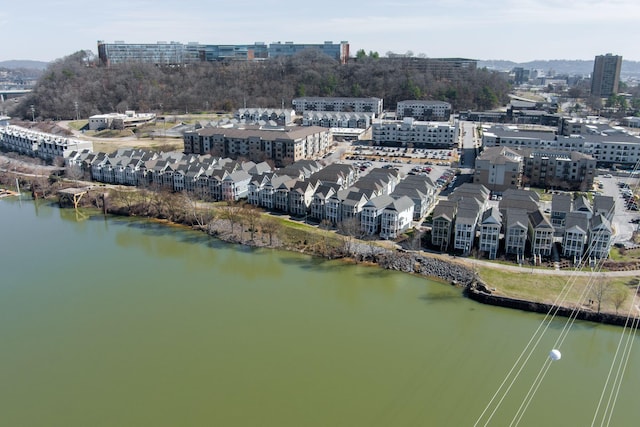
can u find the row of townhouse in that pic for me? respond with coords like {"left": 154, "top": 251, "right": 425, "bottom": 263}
{"left": 70, "top": 146, "right": 434, "bottom": 239}
{"left": 66, "top": 149, "right": 273, "bottom": 202}
{"left": 183, "top": 125, "right": 331, "bottom": 166}
{"left": 247, "top": 163, "right": 437, "bottom": 239}
{"left": 481, "top": 122, "right": 640, "bottom": 168}
{"left": 301, "top": 112, "right": 373, "bottom": 129}
{"left": 372, "top": 118, "right": 457, "bottom": 148}
{"left": 0, "top": 125, "right": 94, "bottom": 162}
{"left": 431, "top": 186, "right": 613, "bottom": 260}
{"left": 233, "top": 109, "right": 295, "bottom": 126}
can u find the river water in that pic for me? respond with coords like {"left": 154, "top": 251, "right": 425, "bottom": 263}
{"left": 1, "top": 198, "right": 638, "bottom": 426}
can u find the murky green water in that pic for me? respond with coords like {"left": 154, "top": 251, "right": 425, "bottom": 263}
{"left": 1, "top": 198, "right": 639, "bottom": 426}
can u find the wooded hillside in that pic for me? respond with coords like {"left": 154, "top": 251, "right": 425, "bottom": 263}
{"left": 14, "top": 50, "right": 511, "bottom": 120}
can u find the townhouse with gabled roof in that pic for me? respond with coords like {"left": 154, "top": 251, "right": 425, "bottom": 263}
{"left": 380, "top": 196, "right": 415, "bottom": 239}
{"left": 589, "top": 214, "right": 612, "bottom": 259}
{"left": 234, "top": 108, "right": 295, "bottom": 126}
{"left": 451, "top": 193, "right": 485, "bottom": 255}
{"left": 562, "top": 212, "right": 590, "bottom": 260}
{"left": 339, "top": 190, "right": 370, "bottom": 223}
{"left": 573, "top": 195, "right": 593, "bottom": 219}
{"left": 361, "top": 195, "right": 396, "bottom": 235}
{"left": 289, "top": 180, "right": 317, "bottom": 217}
{"left": 593, "top": 195, "right": 615, "bottom": 221}
{"left": 277, "top": 160, "right": 323, "bottom": 180}
{"left": 479, "top": 207, "right": 502, "bottom": 259}
{"left": 222, "top": 170, "right": 252, "bottom": 201}
{"left": 247, "top": 173, "right": 276, "bottom": 207}
{"left": 550, "top": 193, "right": 572, "bottom": 230}
{"left": 431, "top": 200, "right": 457, "bottom": 251}
{"left": 273, "top": 178, "right": 298, "bottom": 212}
{"left": 528, "top": 210, "right": 554, "bottom": 256}
{"left": 309, "top": 183, "right": 341, "bottom": 221}
{"left": 391, "top": 174, "right": 436, "bottom": 220}
{"left": 504, "top": 208, "right": 529, "bottom": 257}
{"left": 309, "top": 163, "right": 358, "bottom": 190}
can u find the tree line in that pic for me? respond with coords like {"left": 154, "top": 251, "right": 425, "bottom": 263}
{"left": 13, "top": 50, "right": 511, "bottom": 120}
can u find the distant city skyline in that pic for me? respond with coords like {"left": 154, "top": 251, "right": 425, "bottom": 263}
{"left": 2, "top": 0, "right": 638, "bottom": 63}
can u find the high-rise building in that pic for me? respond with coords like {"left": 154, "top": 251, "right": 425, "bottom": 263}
{"left": 591, "top": 53, "right": 622, "bottom": 97}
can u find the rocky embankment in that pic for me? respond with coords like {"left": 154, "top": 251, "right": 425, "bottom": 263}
{"left": 376, "top": 250, "right": 475, "bottom": 285}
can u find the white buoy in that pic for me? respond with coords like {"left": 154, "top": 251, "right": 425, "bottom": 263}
{"left": 549, "top": 349, "right": 562, "bottom": 361}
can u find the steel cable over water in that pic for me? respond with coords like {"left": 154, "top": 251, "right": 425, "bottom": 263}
{"left": 476, "top": 167, "right": 640, "bottom": 426}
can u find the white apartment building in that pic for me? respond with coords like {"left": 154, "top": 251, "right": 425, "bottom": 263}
{"left": 482, "top": 124, "right": 640, "bottom": 167}
{"left": 292, "top": 97, "right": 383, "bottom": 115}
{"left": 372, "top": 118, "right": 457, "bottom": 147}
{"left": 396, "top": 100, "right": 452, "bottom": 121}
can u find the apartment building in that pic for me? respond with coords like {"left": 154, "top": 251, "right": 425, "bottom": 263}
{"left": 482, "top": 123, "right": 640, "bottom": 168}
{"left": 372, "top": 118, "right": 457, "bottom": 148}
{"left": 98, "top": 40, "right": 348, "bottom": 65}
{"left": 523, "top": 150, "right": 596, "bottom": 191}
{"left": 292, "top": 97, "right": 383, "bottom": 115}
{"left": 396, "top": 100, "right": 452, "bottom": 121}
{"left": 183, "top": 126, "right": 331, "bottom": 166}
{"left": 473, "top": 146, "right": 523, "bottom": 193}
{"left": 302, "top": 112, "right": 373, "bottom": 129}
{"left": 591, "top": 53, "right": 622, "bottom": 97}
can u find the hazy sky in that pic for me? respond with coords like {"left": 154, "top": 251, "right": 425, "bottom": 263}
{"left": 2, "top": 0, "right": 638, "bottom": 63}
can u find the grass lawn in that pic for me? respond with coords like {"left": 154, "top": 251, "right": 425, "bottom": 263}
{"left": 68, "top": 120, "right": 88, "bottom": 131}
{"left": 477, "top": 266, "right": 638, "bottom": 315}
{"left": 609, "top": 247, "right": 640, "bottom": 262}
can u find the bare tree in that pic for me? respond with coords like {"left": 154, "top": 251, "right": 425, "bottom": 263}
{"left": 218, "top": 201, "right": 242, "bottom": 238}
{"left": 182, "top": 191, "right": 213, "bottom": 229}
{"left": 338, "top": 216, "right": 363, "bottom": 259}
{"left": 111, "top": 187, "right": 139, "bottom": 213}
{"left": 319, "top": 219, "right": 333, "bottom": 257}
{"left": 65, "top": 165, "right": 86, "bottom": 181}
{"left": 260, "top": 216, "right": 281, "bottom": 246}
{"left": 590, "top": 275, "right": 614, "bottom": 313}
{"left": 242, "top": 204, "right": 262, "bottom": 242}
{"left": 611, "top": 288, "right": 629, "bottom": 315}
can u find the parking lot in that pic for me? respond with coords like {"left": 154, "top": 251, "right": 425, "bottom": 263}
{"left": 598, "top": 175, "right": 640, "bottom": 245}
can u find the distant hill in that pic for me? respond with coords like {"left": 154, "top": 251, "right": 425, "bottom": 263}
{"left": 478, "top": 59, "right": 640, "bottom": 79}
{"left": 0, "top": 60, "right": 49, "bottom": 70}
